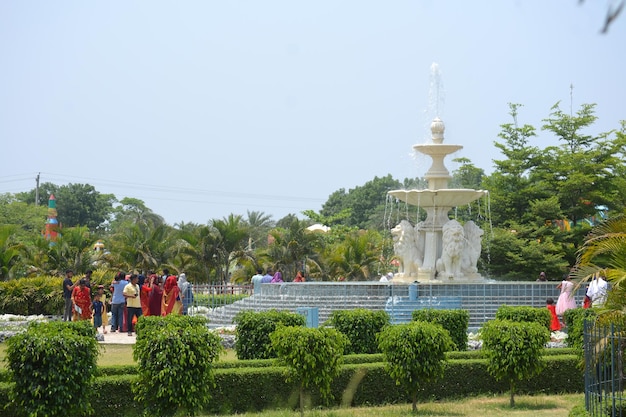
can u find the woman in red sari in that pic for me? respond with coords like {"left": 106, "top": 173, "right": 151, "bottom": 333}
{"left": 148, "top": 275, "right": 163, "bottom": 316}
{"left": 162, "top": 275, "right": 181, "bottom": 315}
{"left": 71, "top": 279, "right": 92, "bottom": 321}
{"left": 140, "top": 275, "right": 154, "bottom": 316}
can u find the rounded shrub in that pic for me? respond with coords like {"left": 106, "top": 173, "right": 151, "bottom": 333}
{"left": 481, "top": 319, "right": 550, "bottom": 407}
{"left": 377, "top": 321, "right": 453, "bottom": 412}
{"left": 132, "top": 315, "right": 223, "bottom": 417}
{"left": 5, "top": 320, "right": 99, "bottom": 417}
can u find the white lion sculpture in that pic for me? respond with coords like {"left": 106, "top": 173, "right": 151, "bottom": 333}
{"left": 436, "top": 219, "right": 465, "bottom": 279}
{"left": 391, "top": 220, "right": 423, "bottom": 276}
{"left": 461, "top": 221, "right": 484, "bottom": 275}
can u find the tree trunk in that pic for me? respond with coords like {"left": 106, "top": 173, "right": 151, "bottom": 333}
{"left": 412, "top": 392, "right": 417, "bottom": 412}
{"left": 300, "top": 385, "right": 304, "bottom": 417}
{"left": 510, "top": 381, "right": 515, "bottom": 407}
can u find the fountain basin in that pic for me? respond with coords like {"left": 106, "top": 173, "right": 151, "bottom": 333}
{"left": 388, "top": 189, "right": 488, "bottom": 208}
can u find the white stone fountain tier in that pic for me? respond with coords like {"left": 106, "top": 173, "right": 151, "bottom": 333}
{"left": 388, "top": 117, "right": 488, "bottom": 283}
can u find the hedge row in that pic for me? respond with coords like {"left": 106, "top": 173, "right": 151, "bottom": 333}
{"left": 0, "top": 355, "right": 583, "bottom": 417}
{"left": 0, "top": 272, "right": 116, "bottom": 316}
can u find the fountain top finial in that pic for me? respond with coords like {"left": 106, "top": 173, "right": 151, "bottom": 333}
{"left": 430, "top": 117, "right": 445, "bottom": 144}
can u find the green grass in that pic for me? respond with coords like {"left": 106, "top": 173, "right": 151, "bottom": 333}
{"left": 0, "top": 342, "right": 239, "bottom": 368}
{"left": 196, "top": 393, "right": 584, "bottom": 417}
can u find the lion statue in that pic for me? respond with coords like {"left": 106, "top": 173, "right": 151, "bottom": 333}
{"left": 461, "top": 221, "right": 484, "bottom": 275}
{"left": 436, "top": 219, "right": 465, "bottom": 279}
{"left": 391, "top": 220, "right": 423, "bottom": 276}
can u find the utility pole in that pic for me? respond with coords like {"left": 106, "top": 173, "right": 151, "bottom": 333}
{"left": 35, "top": 172, "right": 40, "bottom": 206}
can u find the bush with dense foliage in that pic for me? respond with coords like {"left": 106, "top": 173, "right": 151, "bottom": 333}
{"left": 412, "top": 309, "right": 469, "bottom": 351}
{"left": 377, "top": 321, "right": 453, "bottom": 412}
{"left": 495, "top": 304, "right": 551, "bottom": 330}
{"left": 234, "top": 310, "right": 305, "bottom": 359}
{"left": 326, "top": 308, "right": 389, "bottom": 354}
{"left": 132, "top": 315, "right": 223, "bottom": 417}
{"left": 0, "top": 271, "right": 117, "bottom": 316}
{"left": 5, "top": 320, "right": 99, "bottom": 417}
{"left": 563, "top": 307, "right": 597, "bottom": 356}
{"left": 481, "top": 319, "right": 550, "bottom": 407}
{"left": 271, "top": 326, "right": 348, "bottom": 415}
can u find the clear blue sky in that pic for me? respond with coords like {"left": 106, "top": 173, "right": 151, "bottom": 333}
{"left": 1, "top": 1, "right": 624, "bottom": 225}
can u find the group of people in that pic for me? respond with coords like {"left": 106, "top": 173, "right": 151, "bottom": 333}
{"left": 251, "top": 269, "right": 307, "bottom": 287}
{"left": 546, "top": 271, "right": 608, "bottom": 331}
{"left": 62, "top": 268, "right": 194, "bottom": 336}
{"left": 62, "top": 269, "right": 109, "bottom": 332}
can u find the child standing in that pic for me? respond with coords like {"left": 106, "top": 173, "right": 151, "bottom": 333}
{"left": 96, "top": 285, "right": 108, "bottom": 333}
{"left": 546, "top": 298, "right": 561, "bottom": 331}
{"left": 92, "top": 293, "right": 104, "bottom": 333}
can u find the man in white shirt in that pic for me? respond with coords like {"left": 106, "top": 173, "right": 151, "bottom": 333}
{"left": 586, "top": 273, "right": 608, "bottom": 307}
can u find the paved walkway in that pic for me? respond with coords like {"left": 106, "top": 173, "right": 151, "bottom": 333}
{"left": 98, "top": 330, "right": 136, "bottom": 344}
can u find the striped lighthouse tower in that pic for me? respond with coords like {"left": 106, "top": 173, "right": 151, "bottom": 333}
{"left": 43, "top": 194, "right": 59, "bottom": 242}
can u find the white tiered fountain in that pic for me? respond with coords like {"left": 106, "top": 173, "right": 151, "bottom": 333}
{"left": 388, "top": 117, "right": 488, "bottom": 283}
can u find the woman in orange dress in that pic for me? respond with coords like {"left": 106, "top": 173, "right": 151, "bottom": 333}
{"left": 162, "top": 275, "right": 181, "bottom": 315}
{"left": 71, "top": 279, "right": 92, "bottom": 321}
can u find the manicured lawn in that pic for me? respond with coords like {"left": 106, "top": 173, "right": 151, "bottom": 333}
{"left": 196, "top": 393, "right": 584, "bottom": 417}
{"left": 0, "top": 343, "right": 238, "bottom": 368}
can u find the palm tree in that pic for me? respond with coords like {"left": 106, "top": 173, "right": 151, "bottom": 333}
{"left": 245, "top": 210, "right": 275, "bottom": 251}
{"left": 175, "top": 224, "right": 221, "bottom": 283}
{"left": 324, "top": 230, "right": 382, "bottom": 281}
{"left": 107, "top": 222, "right": 174, "bottom": 273}
{"left": 263, "top": 217, "right": 322, "bottom": 280}
{"left": 573, "top": 215, "right": 626, "bottom": 313}
{"left": 211, "top": 215, "right": 251, "bottom": 284}
{"left": 0, "top": 225, "right": 23, "bottom": 280}
{"left": 50, "top": 226, "right": 99, "bottom": 274}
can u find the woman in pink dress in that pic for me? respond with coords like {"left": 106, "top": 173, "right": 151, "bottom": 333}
{"left": 555, "top": 275, "right": 577, "bottom": 316}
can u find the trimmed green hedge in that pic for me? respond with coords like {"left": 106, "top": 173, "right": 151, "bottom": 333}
{"left": 0, "top": 271, "right": 117, "bottom": 316}
{"left": 233, "top": 310, "right": 305, "bottom": 360}
{"left": 0, "top": 355, "right": 584, "bottom": 416}
{"left": 412, "top": 309, "right": 469, "bottom": 351}
{"left": 495, "top": 305, "right": 551, "bottom": 330}
{"left": 326, "top": 309, "right": 389, "bottom": 354}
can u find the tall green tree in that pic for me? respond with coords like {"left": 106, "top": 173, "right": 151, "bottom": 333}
{"left": 17, "top": 183, "right": 115, "bottom": 231}
{"left": 0, "top": 193, "right": 47, "bottom": 239}
{"left": 539, "top": 102, "right": 626, "bottom": 226}
{"left": 482, "top": 103, "right": 540, "bottom": 226}
{"left": 109, "top": 197, "right": 164, "bottom": 231}
{"left": 320, "top": 175, "right": 402, "bottom": 231}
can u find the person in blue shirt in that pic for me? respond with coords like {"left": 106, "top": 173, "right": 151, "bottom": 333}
{"left": 109, "top": 272, "right": 129, "bottom": 333}
{"left": 261, "top": 269, "right": 273, "bottom": 284}
{"left": 92, "top": 293, "right": 104, "bottom": 332}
